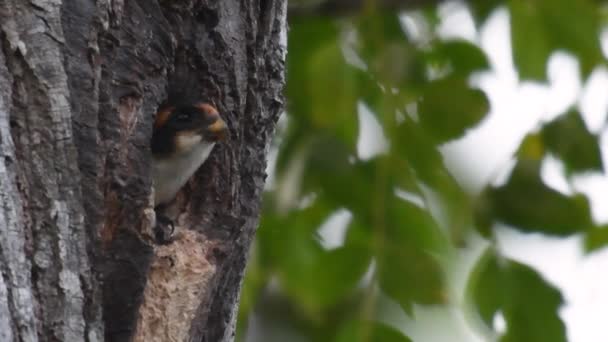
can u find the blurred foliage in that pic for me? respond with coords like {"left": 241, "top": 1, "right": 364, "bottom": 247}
{"left": 237, "top": 1, "right": 608, "bottom": 341}
{"left": 467, "top": 249, "right": 567, "bottom": 342}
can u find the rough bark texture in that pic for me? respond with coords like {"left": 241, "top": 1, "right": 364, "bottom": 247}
{"left": 0, "top": 0, "right": 286, "bottom": 341}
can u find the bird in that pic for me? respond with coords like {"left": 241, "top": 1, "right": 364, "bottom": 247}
{"left": 151, "top": 102, "right": 228, "bottom": 241}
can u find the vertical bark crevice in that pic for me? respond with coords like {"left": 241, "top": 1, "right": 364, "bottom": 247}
{"left": 61, "top": 0, "right": 105, "bottom": 308}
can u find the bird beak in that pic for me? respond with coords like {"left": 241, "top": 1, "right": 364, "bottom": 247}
{"left": 207, "top": 117, "right": 228, "bottom": 142}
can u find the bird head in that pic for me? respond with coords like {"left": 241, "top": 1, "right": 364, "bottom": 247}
{"left": 151, "top": 102, "right": 228, "bottom": 157}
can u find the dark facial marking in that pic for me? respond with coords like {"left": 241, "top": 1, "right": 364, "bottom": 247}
{"left": 151, "top": 103, "right": 221, "bottom": 157}
{"left": 168, "top": 106, "right": 205, "bottom": 131}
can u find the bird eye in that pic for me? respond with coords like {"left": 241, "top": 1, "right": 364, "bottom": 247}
{"left": 175, "top": 112, "right": 191, "bottom": 122}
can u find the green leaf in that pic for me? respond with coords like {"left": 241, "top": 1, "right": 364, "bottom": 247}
{"left": 356, "top": 12, "right": 409, "bottom": 62}
{"left": 517, "top": 133, "right": 545, "bottom": 161}
{"left": 374, "top": 43, "right": 427, "bottom": 88}
{"left": 287, "top": 16, "right": 340, "bottom": 118}
{"left": 509, "top": 0, "right": 604, "bottom": 80}
{"left": 502, "top": 263, "right": 567, "bottom": 342}
{"left": 335, "top": 320, "right": 413, "bottom": 342}
{"left": 285, "top": 17, "right": 358, "bottom": 147}
{"left": 584, "top": 226, "right": 608, "bottom": 254}
{"left": 425, "top": 40, "right": 491, "bottom": 78}
{"left": 308, "top": 41, "right": 359, "bottom": 143}
{"left": 468, "top": 249, "right": 503, "bottom": 326}
{"left": 542, "top": 110, "right": 603, "bottom": 174}
{"left": 377, "top": 242, "right": 447, "bottom": 311}
{"left": 304, "top": 137, "right": 371, "bottom": 214}
{"left": 355, "top": 70, "right": 386, "bottom": 115}
{"left": 481, "top": 160, "right": 593, "bottom": 236}
{"left": 385, "top": 199, "right": 448, "bottom": 253}
{"left": 426, "top": 170, "right": 476, "bottom": 246}
{"left": 356, "top": 12, "right": 426, "bottom": 87}
{"left": 296, "top": 245, "right": 371, "bottom": 310}
{"left": 397, "top": 121, "right": 445, "bottom": 180}
{"left": 289, "top": 16, "right": 340, "bottom": 50}
{"left": 259, "top": 204, "right": 372, "bottom": 313}
{"left": 468, "top": 0, "right": 503, "bottom": 25}
{"left": 468, "top": 249, "right": 567, "bottom": 342}
{"left": 418, "top": 77, "right": 490, "bottom": 144}
{"left": 509, "top": 0, "right": 552, "bottom": 80}
{"left": 395, "top": 120, "right": 474, "bottom": 244}
{"left": 258, "top": 203, "right": 329, "bottom": 268}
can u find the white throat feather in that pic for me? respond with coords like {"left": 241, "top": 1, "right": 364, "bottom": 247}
{"left": 153, "top": 141, "right": 216, "bottom": 205}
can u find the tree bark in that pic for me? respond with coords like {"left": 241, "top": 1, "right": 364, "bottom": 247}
{"left": 0, "top": 0, "right": 286, "bottom": 341}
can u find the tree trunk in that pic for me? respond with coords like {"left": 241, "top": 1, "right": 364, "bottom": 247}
{"left": 0, "top": 0, "right": 286, "bottom": 341}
